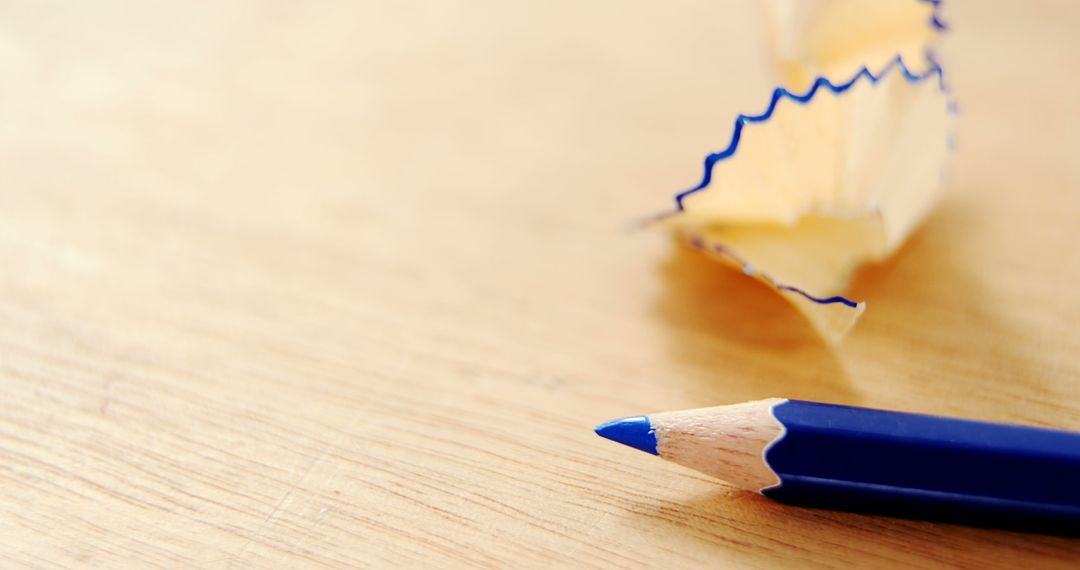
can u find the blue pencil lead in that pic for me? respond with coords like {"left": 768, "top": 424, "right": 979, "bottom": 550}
{"left": 594, "top": 416, "right": 658, "bottom": 455}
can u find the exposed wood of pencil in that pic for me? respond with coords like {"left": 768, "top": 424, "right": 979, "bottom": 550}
{"left": 652, "top": 399, "right": 785, "bottom": 491}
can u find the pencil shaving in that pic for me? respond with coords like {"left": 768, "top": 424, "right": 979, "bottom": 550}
{"left": 660, "top": 54, "right": 952, "bottom": 342}
{"left": 762, "top": 0, "right": 945, "bottom": 92}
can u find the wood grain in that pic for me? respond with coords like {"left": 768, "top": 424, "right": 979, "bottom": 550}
{"left": 2, "top": 1, "right": 1079, "bottom": 567}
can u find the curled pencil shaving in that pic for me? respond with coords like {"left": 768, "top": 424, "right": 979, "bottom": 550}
{"left": 658, "top": 54, "right": 953, "bottom": 342}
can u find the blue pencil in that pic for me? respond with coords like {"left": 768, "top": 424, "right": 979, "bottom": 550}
{"left": 595, "top": 399, "right": 1080, "bottom": 535}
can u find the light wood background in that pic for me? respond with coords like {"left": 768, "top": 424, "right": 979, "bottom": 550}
{"left": 2, "top": 1, "right": 1079, "bottom": 568}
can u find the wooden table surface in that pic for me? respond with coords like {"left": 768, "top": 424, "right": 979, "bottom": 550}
{"left": 2, "top": 1, "right": 1079, "bottom": 568}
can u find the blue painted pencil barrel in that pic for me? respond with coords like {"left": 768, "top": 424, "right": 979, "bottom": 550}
{"left": 764, "top": 400, "right": 1080, "bottom": 533}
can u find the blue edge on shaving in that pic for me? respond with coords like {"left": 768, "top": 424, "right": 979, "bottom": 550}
{"left": 671, "top": 55, "right": 947, "bottom": 214}
{"left": 923, "top": 0, "right": 948, "bottom": 32}
{"left": 655, "top": 40, "right": 953, "bottom": 310}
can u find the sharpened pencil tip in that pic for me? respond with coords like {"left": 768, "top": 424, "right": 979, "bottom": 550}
{"left": 594, "top": 416, "right": 658, "bottom": 455}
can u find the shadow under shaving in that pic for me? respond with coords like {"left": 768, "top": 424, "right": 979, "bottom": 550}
{"left": 656, "top": 245, "right": 824, "bottom": 346}
{"left": 651, "top": 242, "right": 852, "bottom": 403}
{"left": 650, "top": 191, "right": 1051, "bottom": 409}
{"left": 842, "top": 195, "right": 1052, "bottom": 420}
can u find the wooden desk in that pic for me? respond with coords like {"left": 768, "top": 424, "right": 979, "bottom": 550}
{"left": 2, "top": 1, "right": 1078, "bottom": 567}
